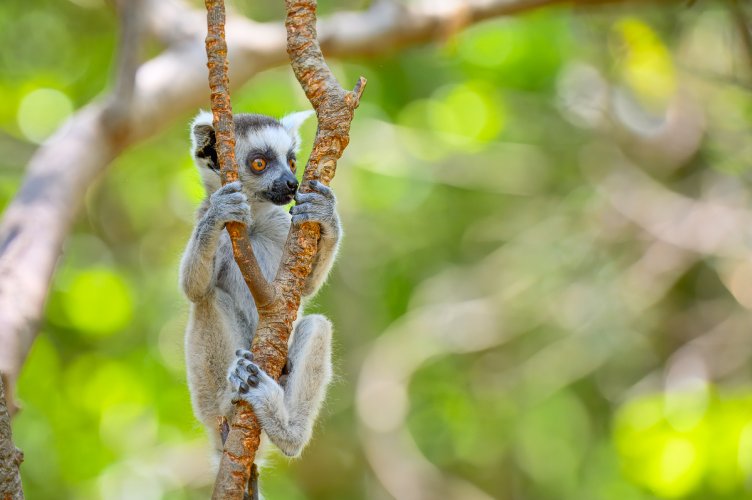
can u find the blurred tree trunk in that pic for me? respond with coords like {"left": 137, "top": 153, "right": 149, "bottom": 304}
{"left": 0, "top": 376, "right": 23, "bottom": 499}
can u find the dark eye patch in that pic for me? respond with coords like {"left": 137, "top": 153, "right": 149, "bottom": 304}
{"left": 195, "top": 128, "right": 219, "bottom": 172}
{"left": 248, "top": 147, "right": 275, "bottom": 160}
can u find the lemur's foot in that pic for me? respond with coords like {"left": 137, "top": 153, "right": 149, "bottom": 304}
{"left": 228, "top": 349, "right": 283, "bottom": 407}
{"left": 229, "top": 349, "right": 260, "bottom": 395}
{"left": 289, "top": 180, "right": 338, "bottom": 236}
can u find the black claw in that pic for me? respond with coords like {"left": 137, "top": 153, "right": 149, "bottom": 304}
{"left": 247, "top": 375, "right": 259, "bottom": 387}
{"left": 248, "top": 364, "right": 259, "bottom": 375}
{"left": 235, "top": 349, "right": 243, "bottom": 357}
{"left": 243, "top": 351, "right": 253, "bottom": 361}
{"left": 239, "top": 382, "right": 250, "bottom": 394}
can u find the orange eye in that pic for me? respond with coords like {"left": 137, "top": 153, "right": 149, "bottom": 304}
{"left": 250, "top": 158, "right": 267, "bottom": 172}
{"left": 288, "top": 158, "right": 297, "bottom": 172}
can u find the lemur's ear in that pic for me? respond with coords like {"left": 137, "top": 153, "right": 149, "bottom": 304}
{"left": 190, "top": 110, "right": 218, "bottom": 172}
{"left": 280, "top": 110, "right": 314, "bottom": 150}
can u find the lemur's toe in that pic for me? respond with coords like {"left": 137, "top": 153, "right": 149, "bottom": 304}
{"left": 235, "top": 348, "right": 253, "bottom": 361}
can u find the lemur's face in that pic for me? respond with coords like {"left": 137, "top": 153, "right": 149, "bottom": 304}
{"left": 191, "top": 110, "right": 313, "bottom": 205}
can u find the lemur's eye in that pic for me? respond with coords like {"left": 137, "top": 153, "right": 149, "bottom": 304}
{"left": 250, "top": 158, "right": 267, "bottom": 172}
{"left": 288, "top": 158, "right": 296, "bottom": 172}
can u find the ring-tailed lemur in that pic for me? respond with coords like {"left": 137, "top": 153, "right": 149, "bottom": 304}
{"left": 179, "top": 110, "right": 338, "bottom": 460}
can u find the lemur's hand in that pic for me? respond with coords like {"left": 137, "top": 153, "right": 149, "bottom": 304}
{"left": 207, "top": 181, "right": 252, "bottom": 229}
{"left": 290, "top": 180, "right": 339, "bottom": 238}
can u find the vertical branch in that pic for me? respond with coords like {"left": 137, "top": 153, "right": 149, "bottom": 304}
{"left": 102, "top": 0, "right": 144, "bottom": 139}
{"left": 0, "top": 375, "right": 23, "bottom": 500}
{"left": 212, "top": 0, "right": 365, "bottom": 498}
{"left": 204, "top": 0, "right": 276, "bottom": 307}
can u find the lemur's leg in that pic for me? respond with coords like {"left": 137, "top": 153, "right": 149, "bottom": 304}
{"left": 228, "top": 314, "right": 333, "bottom": 457}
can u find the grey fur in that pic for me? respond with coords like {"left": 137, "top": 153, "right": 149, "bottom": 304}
{"left": 180, "top": 110, "right": 337, "bottom": 460}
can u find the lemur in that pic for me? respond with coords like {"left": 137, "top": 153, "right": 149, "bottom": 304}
{"left": 179, "top": 109, "right": 338, "bottom": 460}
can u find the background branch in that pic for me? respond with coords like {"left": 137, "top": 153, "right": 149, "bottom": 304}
{"left": 730, "top": 0, "right": 752, "bottom": 72}
{"left": 0, "top": 375, "right": 23, "bottom": 499}
{"left": 0, "top": 0, "right": 145, "bottom": 414}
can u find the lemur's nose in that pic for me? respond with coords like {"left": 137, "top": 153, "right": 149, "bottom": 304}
{"left": 287, "top": 179, "right": 299, "bottom": 191}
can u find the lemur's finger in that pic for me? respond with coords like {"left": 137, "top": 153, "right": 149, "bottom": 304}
{"left": 291, "top": 213, "right": 315, "bottom": 225}
{"left": 247, "top": 374, "right": 259, "bottom": 387}
{"left": 308, "top": 180, "right": 334, "bottom": 198}
{"left": 229, "top": 373, "right": 244, "bottom": 391}
{"left": 216, "top": 180, "right": 242, "bottom": 194}
{"left": 293, "top": 192, "right": 320, "bottom": 205}
{"left": 221, "top": 193, "right": 248, "bottom": 204}
{"left": 235, "top": 349, "right": 254, "bottom": 361}
{"left": 238, "top": 382, "right": 250, "bottom": 394}
{"left": 247, "top": 363, "right": 259, "bottom": 376}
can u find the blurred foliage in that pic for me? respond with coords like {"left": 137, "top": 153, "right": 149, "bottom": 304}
{"left": 2, "top": 0, "right": 752, "bottom": 499}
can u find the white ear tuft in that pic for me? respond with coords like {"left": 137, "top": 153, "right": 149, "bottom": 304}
{"left": 280, "top": 110, "right": 314, "bottom": 151}
{"left": 280, "top": 110, "right": 314, "bottom": 134}
{"left": 192, "top": 109, "right": 214, "bottom": 127}
{"left": 190, "top": 110, "right": 214, "bottom": 151}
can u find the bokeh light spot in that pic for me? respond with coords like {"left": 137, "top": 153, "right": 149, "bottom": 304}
{"left": 17, "top": 88, "right": 73, "bottom": 143}
{"left": 612, "top": 18, "right": 676, "bottom": 109}
{"left": 63, "top": 267, "right": 134, "bottom": 337}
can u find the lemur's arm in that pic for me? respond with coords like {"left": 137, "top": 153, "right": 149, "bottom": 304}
{"left": 179, "top": 181, "right": 252, "bottom": 302}
{"left": 289, "top": 181, "right": 341, "bottom": 297}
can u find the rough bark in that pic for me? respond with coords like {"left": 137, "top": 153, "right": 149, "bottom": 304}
{"left": 210, "top": 0, "right": 365, "bottom": 498}
{"left": 205, "top": 0, "right": 276, "bottom": 308}
{"left": 0, "top": 376, "right": 23, "bottom": 500}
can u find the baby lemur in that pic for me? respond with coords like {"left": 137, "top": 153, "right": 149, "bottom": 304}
{"left": 180, "top": 109, "right": 338, "bottom": 459}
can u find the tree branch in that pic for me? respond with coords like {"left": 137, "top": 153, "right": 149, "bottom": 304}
{"left": 730, "top": 0, "right": 752, "bottom": 73}
{"left": 211, "top": 0, "right": 365, "bottom": 496}
{"left": 0, "top": 0, "right": 648, "bottom": 413}
{"left": 0, "top": 0, "right": 145, "bottom": 414}
{"left": 205, "top": 0, "right": 276, "bottom": 308}
{"left": 0, "top": 375, "right": 23, "bottom": 499}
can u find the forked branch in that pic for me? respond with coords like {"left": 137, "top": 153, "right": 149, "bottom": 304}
{"left": 209, "top": 0, "right": 365, "bottom": 498}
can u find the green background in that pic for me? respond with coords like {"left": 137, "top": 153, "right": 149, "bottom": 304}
{"left": 2, "top": 0, "right": 752, "bottom": 498}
